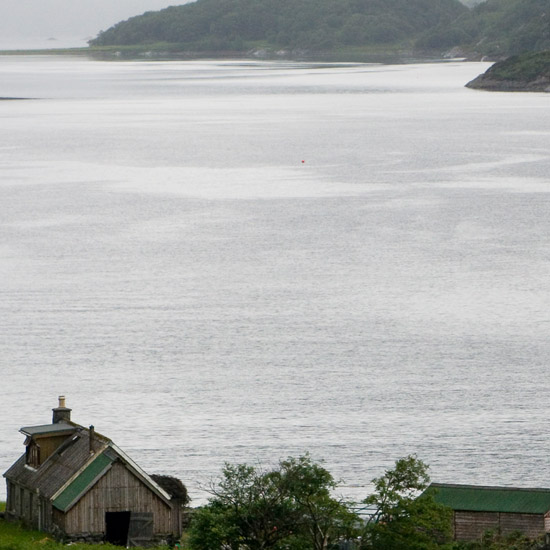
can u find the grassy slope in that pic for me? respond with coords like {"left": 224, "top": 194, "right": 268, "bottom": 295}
{"left": 0, "top": 520, "right": 58, "bottom": 550}
{"left": 0, "top": 518, "right": 171, "bottom": 550}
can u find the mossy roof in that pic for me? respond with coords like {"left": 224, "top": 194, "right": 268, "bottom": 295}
{"left": 425, "top": 483, "right": 550, "bottom": 514}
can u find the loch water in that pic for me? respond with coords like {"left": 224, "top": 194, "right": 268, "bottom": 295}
{"left": 1, "top": 56, "right": 550, "bottom": 503}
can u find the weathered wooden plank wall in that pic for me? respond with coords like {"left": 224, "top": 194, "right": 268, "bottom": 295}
{"left": 455, "top": 511, "right": 499, "bottom": 540}
{"left": 499, "top": 512, "right": 544, "bottom": 538}
{"left": 63, "top": 462, "right": 172, "bottom": 536}
{"left": 454, "top": 511, "right": 545, "bottom": 540}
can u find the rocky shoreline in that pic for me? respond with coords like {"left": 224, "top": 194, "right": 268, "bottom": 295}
{"left": 466, "top": 74, "right": 550, "bottom": 92}
{"left": 466, "top": 51, "right": 550, "bottom": 92}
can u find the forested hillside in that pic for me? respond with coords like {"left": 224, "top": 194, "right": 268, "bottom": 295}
{"left": 417, "top": 0, "right": 550, "bottom": 57}
{"left": 90, "top": 0, "right": 468, "bottom": 55}
{"left": 89, "top": 0, "right": 550, "bottom": 60}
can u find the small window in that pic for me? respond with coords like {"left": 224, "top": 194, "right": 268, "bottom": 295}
{"left": 26, "top": 441, "right": 41, "bottom": 468}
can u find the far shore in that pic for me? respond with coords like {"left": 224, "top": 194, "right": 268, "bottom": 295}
{"left": 0, "top": 44, "right": 478, "bottom": 64}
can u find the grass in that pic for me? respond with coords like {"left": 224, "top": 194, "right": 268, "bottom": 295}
{"left": 0, "top": 519, "right": 61, "bottom": 550}
{"left": 0, "top": 517, "right": 172, "bottom": 550}
{"left": 0, "top": 48, "right": 91, "bottom": 57}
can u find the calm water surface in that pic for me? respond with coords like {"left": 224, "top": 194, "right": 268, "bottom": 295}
{"left": 1, "top": 56, "right": 550, "bottom": 502}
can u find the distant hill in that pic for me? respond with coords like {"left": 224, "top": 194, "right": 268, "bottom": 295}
{"left": 466, "top": 50, "right": 550, "bottom": 90}
{"left": 89, "top": 0, "right": 468, "bottom": 58}
{"left": 417, "top": 0, "right": 550, "bottom": 58}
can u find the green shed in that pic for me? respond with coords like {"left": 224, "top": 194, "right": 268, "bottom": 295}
{"left": 425, "top": 483, "right": 550, "bottom": 541}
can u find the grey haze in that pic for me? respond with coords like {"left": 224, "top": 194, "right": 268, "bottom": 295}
{"left": 0, "top": 0, "right": 192, "bottom": 49}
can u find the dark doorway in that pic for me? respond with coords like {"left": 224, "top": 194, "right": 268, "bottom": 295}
{"left": 105, "top": 511, "right": 131, "bottom": 546}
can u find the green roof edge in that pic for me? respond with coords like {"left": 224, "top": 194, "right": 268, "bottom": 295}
{"left": 53, "top": 452, "right": 115, "bottom": 512}
{"left": 425, "top": 483, "right": 550, "bottom": 514}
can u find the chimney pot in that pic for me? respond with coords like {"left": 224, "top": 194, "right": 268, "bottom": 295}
{"left": 52, "top": 396, "right": 72, "bottom": 424}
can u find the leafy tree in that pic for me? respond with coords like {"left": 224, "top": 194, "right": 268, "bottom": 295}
{"left": 187, "top": 501, "right": 240, "bottom": 550}
{"left": 187, "top": 455, "right": 358, "bottom": 550}
{"left": 278, "top": 455, "right": 358, "bottom": 550}
{"left": 360, "top": 455, "right": 452, "bottom": 550}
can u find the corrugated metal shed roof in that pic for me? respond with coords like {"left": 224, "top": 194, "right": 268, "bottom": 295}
{"left": 53, "top": 452, "right": 115, "bottom": 512}
{"left": 426, "top": 483, "right": 550, "bottom": 514}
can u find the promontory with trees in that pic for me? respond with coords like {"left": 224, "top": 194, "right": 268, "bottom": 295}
{"left": 85, "top": 0, "right": 550, "bottom": 90}
{"left": 88, "top": 0, "right": 550, "bottom": 62}
{"left": 88, "top": 0, "right": 468, "bottom": 60}
{"left": 466, "top": 50, "right": 550, "bottom": 91}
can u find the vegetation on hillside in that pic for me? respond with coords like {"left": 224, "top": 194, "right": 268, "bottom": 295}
{"left": 88, "top": 0, "right": 550, "bottom": 60}
{"left": 89, "top": 0, "right": 467, "bottom": 56}
{"left": 484, "top": 50, "right": 550, "bottom": 80}
{"left": 417, "top": 0, "right": 550, "bottom": 58}
{"left": 466, "top": 50, "right": 550, "bottom": 90}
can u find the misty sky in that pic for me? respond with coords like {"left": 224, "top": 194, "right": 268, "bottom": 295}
{"left": 0, "top": 0, "right": 194, "bottom": 48}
